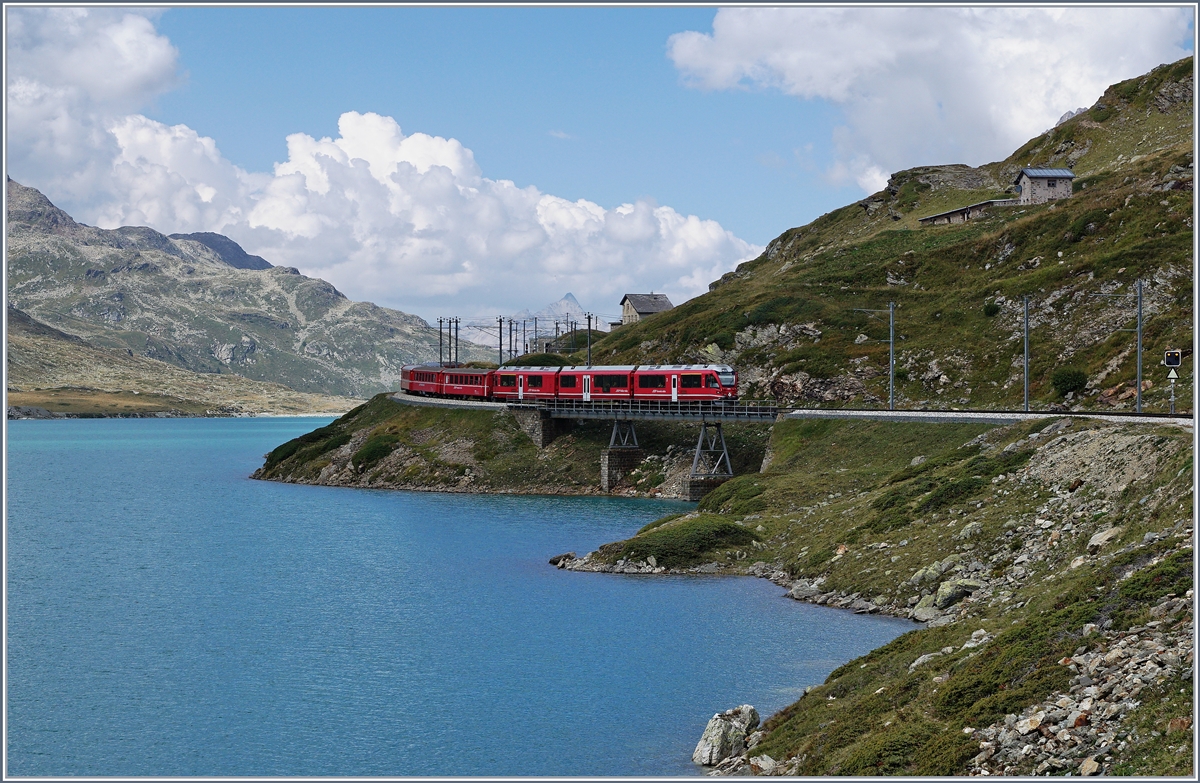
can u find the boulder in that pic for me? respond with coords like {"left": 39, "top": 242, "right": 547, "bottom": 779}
{"left": 548, "top": 552, "right": 576, "bottom": 567}
{"left": 693, "top": 705, "right": 759, "bottom": 766}
{"left": 913, "top": 606, "right": 944, "bottom": 623}
{"left": 1087, "top": 526, "right": 1123, "bottom": 553}
{"left": 1079, "top": 756, "right": 1101, "bottom": 776}
{"left": 935, "top": 578, "right": 986, "bottom": 609}
{"left": 788, "top": 580, "right": 820, "bottom": 599}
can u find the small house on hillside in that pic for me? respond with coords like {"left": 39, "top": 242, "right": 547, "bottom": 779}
{"left": 918, "top": 198, "right": 1018, "bottom": 227}
{"left": 619, "top": 293, "right": 674, "bottom": 326}
{"left": 1014, "top": 168, "right": 1075, "bottom": 205}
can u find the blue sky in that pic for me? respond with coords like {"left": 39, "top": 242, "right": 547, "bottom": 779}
{"left": 7, "top": 5, "right": 1193, "bottom": 322}
{"left": 151, "top": 6, "right": 850, "bottom": 247}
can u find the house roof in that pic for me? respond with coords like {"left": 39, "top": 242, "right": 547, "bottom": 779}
{"left": 1016, "top": 168, "right": 1076, "bottom": 183}
{"left": 620, "top": 293, "right": 674, "bottom": 314}
{"left": 917, "top": 199, "right": 1018, "bottom": 224}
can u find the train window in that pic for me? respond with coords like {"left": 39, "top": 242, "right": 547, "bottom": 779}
{"left": 681, "top": 374, "right": 702, "bottom": 389}
{"left": 638, "top": 374, "right": 667, "bottom": 388}
{"left": 498, "top": 374, "right": 517, "bottom": 388}
{"left": 527, "top": 376, "right": 543, "bottom": 388}
{"left": 706, "top": 375, "right": 720, "bottom": 388}
{"left": 560, "top": 376, "right": 577, "bottom": 388}
{"left": 595, "top": 375, "right": 628, "bottom": 391}
{"left": 718, "top": 372, "right": 735, "bottom": 387}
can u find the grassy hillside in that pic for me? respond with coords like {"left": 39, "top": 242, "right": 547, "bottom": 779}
{"left": 253, "top": 393, "right": 770, "bottom": 497}
{"left": 6, "top": 305, "right": 358, "bottom": 416}
{"left": 5, "top": 179, "right": 493, "bottom": 398}
{"left": 570, "top": 59, "right": 1193, "bottom": 414}
{"left": 566, "top": 415, "right": 1193, "bottom": 776}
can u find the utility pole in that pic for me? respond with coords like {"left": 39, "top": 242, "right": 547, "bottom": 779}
{"left": 1093, "top": 281, "right": 1145, "bottom": 414}
{"left": 522, "top": 319, "right": 527, "bottom": 357}
{"left": 1023, "top": 296, "right": 1030, "bottom": 412}
{"left": 438, "top": 317, "right": 444, "bottom": 366}
{"left": 452, "top": 317, "right": 459, "bottom": 365}
{"left": 585, "top": 313, "right": 593, "bottom": 367}
{"left": 888, "top": 301, "right": 895, "bottom": 411}
{"left": 533, "top": 316, "right": 538, "bottom": 353}
{"left": 853, "top": 301, "right": 896, "bottom": 410}
{"left": 497, "top": 316, "right": 504, "bottom": 366}
{"left": 1136, "top": 278, "right": 1143, "bottom": 414}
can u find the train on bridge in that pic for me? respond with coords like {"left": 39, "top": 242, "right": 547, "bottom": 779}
{"left": 399, "top": 363, "right": 739, "bottom": 403}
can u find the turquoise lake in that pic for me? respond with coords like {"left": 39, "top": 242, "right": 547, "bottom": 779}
{"left": 6, "top": 417, "right": 914, "bottom": 776}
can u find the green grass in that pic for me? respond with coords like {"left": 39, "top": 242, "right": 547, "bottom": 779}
{"left": 560, "top": 58, "right": 1193, "bottom": 412}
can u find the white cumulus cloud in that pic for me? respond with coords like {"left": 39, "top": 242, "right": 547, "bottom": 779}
{"left": 669, "top": 6, "right": 1194, "bottom": 193}
{"left": 5, "top": 8, "right": 759, "bottom": 320}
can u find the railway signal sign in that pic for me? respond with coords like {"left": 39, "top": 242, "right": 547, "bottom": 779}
{"left": 1164, "top": 349, "right": 1182, "bottom": 367}
{"left": 1166, "top": 368, "right": 1179, "bottom": 380}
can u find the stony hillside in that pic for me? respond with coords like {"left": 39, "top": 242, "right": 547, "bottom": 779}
{"left": 5, "top": 179, "right": 492, "bottom": 398}
{"left": 574, "top": 58, "right": 1194, "bottom": 414}
{"left": 253, "top": 393, "right": 770, "bottom": 498}
{"left": 561, "top": 415, "right": 1193, "bottom": 776}
{"left": 7, "top": 305, "right": 357, "bottom": 417}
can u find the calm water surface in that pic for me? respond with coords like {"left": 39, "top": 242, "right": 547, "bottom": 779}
{"left": 7, "top": 418, "right": 913, "bottom": 776}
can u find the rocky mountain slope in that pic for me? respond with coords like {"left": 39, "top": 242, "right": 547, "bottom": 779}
{"left": 572, "top": 58, "right": 1194, "bottom": 414}
{"left": 563, "top": 415, "right": 1193, "bottom": 776}
{"left": 7, "top": 304, "right": 356, "bottom": 416}
{"left": 5, "top": 178, "right": 492, "bottom": 398}
{"left": 252, "top": 393, "right": 770, "bottom": 498}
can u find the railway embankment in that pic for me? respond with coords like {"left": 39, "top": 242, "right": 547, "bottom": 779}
{"left": 251, "top": 392, "right": 770, "bottom": 497}
{"left": 560, "top": 414, "right": 1193, "bottom": 776}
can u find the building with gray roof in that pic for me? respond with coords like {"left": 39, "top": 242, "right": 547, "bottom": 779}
{"left": 1014, "top": 168, "right": 1076, "bottom": 205}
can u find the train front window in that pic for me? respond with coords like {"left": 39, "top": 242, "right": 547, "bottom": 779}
{"left": 718, "top": 372, "right": 735, "bottom": 387}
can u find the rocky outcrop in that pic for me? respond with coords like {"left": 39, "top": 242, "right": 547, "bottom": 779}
{"left": 693, "top": 705, "right": 760, "bottom": 766}
{"left": 967, "top": 592, "right": 1194, "bottom": 776}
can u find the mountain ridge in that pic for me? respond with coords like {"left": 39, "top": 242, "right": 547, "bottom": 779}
{"left": 6, "top": 179, "right": 493, "bottom": 398}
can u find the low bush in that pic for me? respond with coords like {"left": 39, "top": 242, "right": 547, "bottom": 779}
{"left": 982, "top": 301, "right": 1001, "bottom": 317}
{"left": 599, "top": 515, "right": 759, "bottom": 569}
{"left": 353, "top": 432, "right": 401, "bottom": 471}
{"left": 1051, "top": 367, "right": 1088, "bottom": 396}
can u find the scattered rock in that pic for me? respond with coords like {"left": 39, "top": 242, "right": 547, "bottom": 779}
{"left": 693, "top": 705, "right": 760, "bottom": 766}
{"left": 1087, "top": 526, "right": 1124, "bottom": 553}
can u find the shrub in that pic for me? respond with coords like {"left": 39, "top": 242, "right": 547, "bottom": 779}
{"left": 353, "top": 432, "right": 401, "bottom": 471}
{"left": 1051, "top": 367, "right": 1088, "bottom": 396}
{"left": 982, "top": 301, "right": 1001, "bottom": 317}
{"left": 599, "top": 515, "right": 759, "bottom": 569}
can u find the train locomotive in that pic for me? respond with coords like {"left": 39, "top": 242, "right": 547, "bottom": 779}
{"left": 399, "top": 364, "right": 738, "bottom": 403}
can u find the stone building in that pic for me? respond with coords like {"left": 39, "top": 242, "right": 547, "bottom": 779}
{"left": 618, "top": 293, "right": 674, "bottom": 326}
{"left": 1014, "top": 168, "right": 1076, "bottom": 205}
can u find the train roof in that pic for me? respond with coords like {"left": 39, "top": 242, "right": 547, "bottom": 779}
{"left": 557, "top": 365, "right": 639, "bottom": 372}
{"left": 636, "top": 364, "right": 735, "bottom": 372}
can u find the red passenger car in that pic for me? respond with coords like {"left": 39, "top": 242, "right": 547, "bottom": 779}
{"left": 400, "top": 364, "right": 444, "bottom": 396}
{"left": 631, "top": 364, "right": 738, "bottom": 402}
{"left": 556, "top": 366, "right": 637, "bottom": 402}
{"left": 441, "top": 367, "right": 492, "bottom": 399}
{"left": 490, "top": 367, "right": 561, "bottom": 402}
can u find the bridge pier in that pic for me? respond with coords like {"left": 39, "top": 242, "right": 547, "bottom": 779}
{"left": 510, "top": 408, "right": 571, "bottom": 448}
{"left": 684, "top": 421, "right": 734, "bottom": 501}
{"left": 601, "top": 420, "right": 643, "bottom": 491}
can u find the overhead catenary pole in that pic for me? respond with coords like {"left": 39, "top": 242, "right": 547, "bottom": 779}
{"left": 498, "top": 316, "right": 504, "bottom": 366}
{"left": 533, "top": 316, "right": 538, "bottom": 353}
{"left": 884, "top": 301, "right": 894, "bottom": 410}
{"left": 853, "top": 301, "right": 896, "bottom": 410}
{"left": 1136, "top": 278, "right": 1143, "bottom": 414}
{"left": 453, "top": 318, "right": 459, "bottom": 365}
{"left": 586, "top": 313, "right": 593, "bottom": 367}
{"left": 1023, "top": 296, "right": 1030, "bottom": 412}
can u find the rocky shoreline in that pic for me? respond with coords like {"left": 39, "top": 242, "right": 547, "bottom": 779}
{"left": 6, "top": 405, "right": 227, "bottom": 419}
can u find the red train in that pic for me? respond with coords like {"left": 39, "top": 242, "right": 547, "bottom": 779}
{"left": 399, "top": 364, "right": 739, "bottom": 403}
